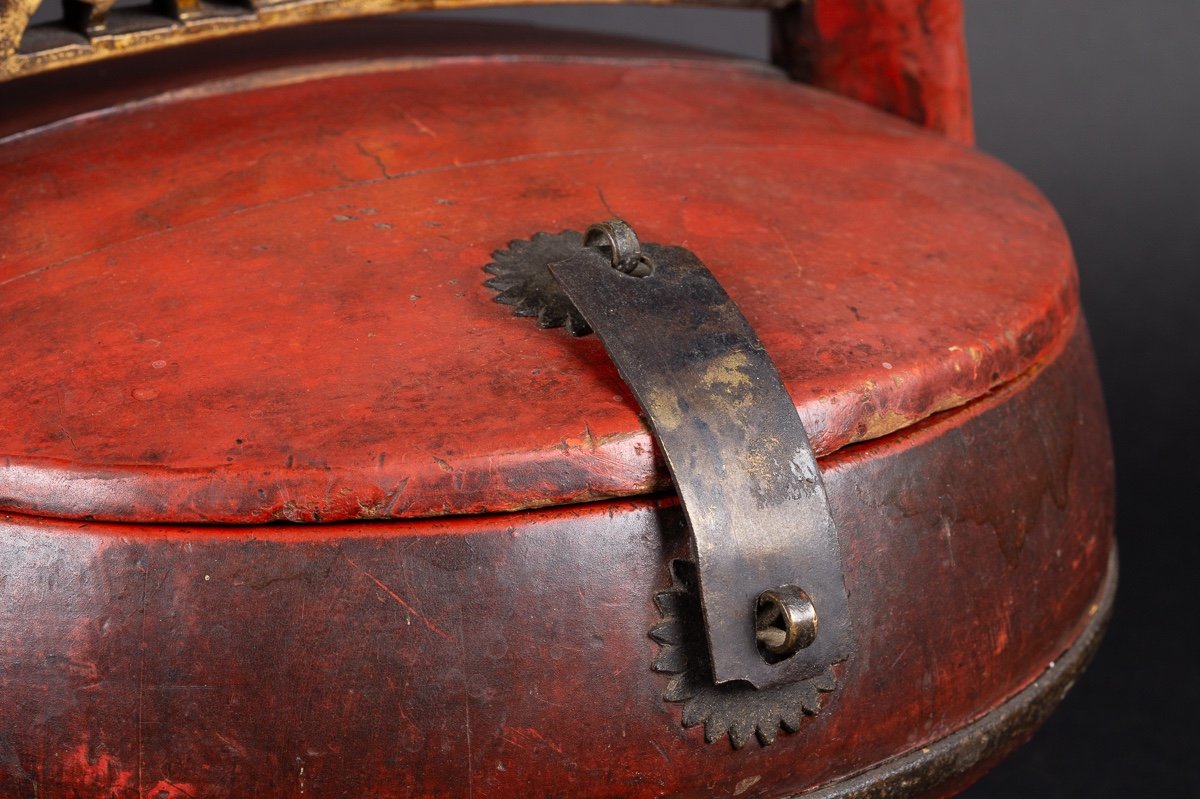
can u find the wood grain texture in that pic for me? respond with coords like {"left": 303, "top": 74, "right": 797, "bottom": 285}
{"left": 0, "top": 57, "right": 1071, "bottom": 524}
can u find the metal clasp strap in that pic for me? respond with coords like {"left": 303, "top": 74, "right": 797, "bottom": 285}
{"left": 550, "top": 220, "right": 852, "bottom": 689}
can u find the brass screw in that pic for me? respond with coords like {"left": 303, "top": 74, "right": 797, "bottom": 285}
{"left": 756, "top": 586, "right": 818, "bottom": 660}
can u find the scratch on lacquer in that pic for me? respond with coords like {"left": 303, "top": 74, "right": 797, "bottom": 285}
{"left": 457, "top": 612, "right": 474, "bottom": 799}
{"left": 501, "top": 725, "right": 563, "bottom": 755}
{"left": 772, "top": 225, "right": 803, "bottom": 276}
{"left": 400, "top": 111, "right": 438, "bottom": 138}
{"left": 341, "top": 554, "right": 449, "bottom": 639}
{"left": 137, "top": 567, "right": 148, "bottom": 797}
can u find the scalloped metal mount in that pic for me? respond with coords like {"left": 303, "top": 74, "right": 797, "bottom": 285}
{"left": 651, "top": 560, "right": 837, "bottom": 750}
{"left": 483, "top": 230, "right": 592, "bottom": 336}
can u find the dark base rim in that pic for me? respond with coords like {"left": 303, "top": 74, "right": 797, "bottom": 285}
{"left": 793, "top": 545, "right": 1118, "bottom": 799}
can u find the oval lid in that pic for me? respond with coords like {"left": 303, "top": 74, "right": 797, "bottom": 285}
{"left": 0, "top": 55, "right": 1077, "bottom": 524}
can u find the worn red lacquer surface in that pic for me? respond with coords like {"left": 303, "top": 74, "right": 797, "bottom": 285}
{"left": 0, "top": 324, "right": 1113, "bottom": 798}
{"left": 0, "top": 18, "right": 1114, "bottom": 799}
{"left": 774, "top": 0, "right": 974, "bottom": 143}
{"left": 0, "top": 56, "right": 1072, "bottom": 524}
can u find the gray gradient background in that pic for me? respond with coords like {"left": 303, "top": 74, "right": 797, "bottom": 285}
{"left": 22, "top": 1, "right": 1200, "bottom": 795}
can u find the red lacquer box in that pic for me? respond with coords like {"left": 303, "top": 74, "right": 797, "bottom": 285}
{"left": 0, "top": 3, "right": 1114, "bottom": 797}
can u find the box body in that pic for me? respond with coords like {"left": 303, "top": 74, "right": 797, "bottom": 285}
{"left": 0, "top": 30, "right": 1114, "bottom": 797}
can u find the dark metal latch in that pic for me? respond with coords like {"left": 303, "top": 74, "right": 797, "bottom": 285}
{"left": 549, "top": 220, "right": 852, "bottom": 690}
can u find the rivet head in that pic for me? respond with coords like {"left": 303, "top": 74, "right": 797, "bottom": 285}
{"left": 756, "top": 586, "right": 818, "bottom": 661}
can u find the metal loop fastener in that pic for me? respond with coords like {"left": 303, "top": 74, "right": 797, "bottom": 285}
{"left": 757, "top": 586, "right": 819, "bottom": 660}
{"left": 585, "top": 219, "right": 649, "bottom": 275}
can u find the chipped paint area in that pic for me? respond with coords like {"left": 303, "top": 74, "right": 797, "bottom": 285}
{"left": 56, "top": 744, "right": 136, "bottom": 794}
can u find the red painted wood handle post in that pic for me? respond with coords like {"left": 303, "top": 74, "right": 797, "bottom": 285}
{"left": 772, "top": 0, "right": 974, "bottom": 145}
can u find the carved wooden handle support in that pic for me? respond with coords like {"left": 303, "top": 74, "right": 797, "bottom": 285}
{"left": 2, "top": 0, "right": 972, "bottom": 146}
{"left": 772, "top": 0, "right": 974, "bottom": 144}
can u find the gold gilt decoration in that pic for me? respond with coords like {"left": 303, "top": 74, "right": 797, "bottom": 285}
{"left": 0, "top": 0, "right": 784, "bottom": 82}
